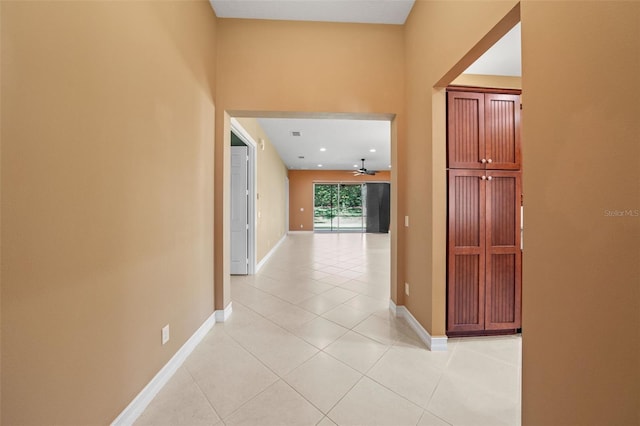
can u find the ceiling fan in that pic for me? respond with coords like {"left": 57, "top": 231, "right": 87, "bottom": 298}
{"left": 353, "top": 158, "right": 377, "bottom": 176}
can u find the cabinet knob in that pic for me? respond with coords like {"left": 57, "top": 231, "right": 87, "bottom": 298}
{"left": 487, "top": 159, "right": 493, "bottom": 164}
{"left": 481, "top": 159, "right": 487, "bottom": 164}
{"left": 481, "top": 176, "right": 487, "bottom": 180}
{"left": 487, "top": 176, "right": 493, "bottom": 181}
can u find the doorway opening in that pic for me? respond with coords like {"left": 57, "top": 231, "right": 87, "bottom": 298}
{"left": 434, "top": 9, "right": 522, "bottom": 337}
{"left": 223, "top": 112, "right": 399, "bottom": 311}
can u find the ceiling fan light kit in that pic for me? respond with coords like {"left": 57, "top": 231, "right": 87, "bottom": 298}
{"left": 353, "top": 158, "right": 377, "bottom": 176}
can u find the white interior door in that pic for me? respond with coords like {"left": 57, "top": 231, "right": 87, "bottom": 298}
{"left": 231, "top": 146, "right": 248, "bottom": 274}
{"left": 285, "top": 177, "right": 290, "bottom": 233}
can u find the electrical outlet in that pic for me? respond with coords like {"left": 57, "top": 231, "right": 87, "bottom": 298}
{"left": 404, "top": 216, "right": 409, "bottom": 227}
{"left": 405, "top": 282, "right": 410, "bottom": 296}
{"left": 161, "top": 324, "right": 170, "bottom": 345}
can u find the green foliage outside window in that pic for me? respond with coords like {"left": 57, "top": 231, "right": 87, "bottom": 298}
{"left": 314, "top": 184, "right": 363, "bottom": 219}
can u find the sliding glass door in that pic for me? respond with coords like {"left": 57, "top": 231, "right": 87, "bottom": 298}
{"left": 337, "top": 184, "right": 365, "bottom": 231}
{"left": 314, "top": 183, "right": 366, "bottom": 232}
{"left": 313, "top": 184, "right": 338, "bottom": 231}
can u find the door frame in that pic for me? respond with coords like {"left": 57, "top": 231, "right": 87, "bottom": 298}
{"left": 217, "top": 112, "right": 398, "bottom": 315}
{"left": 230, "top": 118, "right": 257, "bottom": 275}
{"left": 312, "top": 181, "right": 390, "bottom": 233}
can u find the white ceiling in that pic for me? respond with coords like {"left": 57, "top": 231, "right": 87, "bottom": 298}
{"left": 218, "top": 2, "right": 520, "bottom": 171}
{"left": 256, "top": 118, "right": 391, "bottom": 172}
{"left": 209, "top": 0, "right": 415, "bottom": 25}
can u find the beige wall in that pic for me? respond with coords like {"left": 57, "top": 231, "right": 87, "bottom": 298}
{"left": 1, "top": 2, "right": 217, "bottom": 424}
{"left": 2, "top": 1, "right": 638, "bottom": 424}
{"left": 452, "top": 74, "right": 522, "bottom": 90}
{"left": 520, "top": 2, "right": 640, "bottom": 425}
{"left": 406, "top": 1, "right": 639, "bottom": 423}
{"left": 215, "top": 19, "right": 406, "bottom": 309}
{"left": 403, "top": 1, "right": 520, "bottom": 337}
{"left": 288, "top": 170, "right": 391, "bottom": 231}
{"left": 0, "top": 1, "right": 3, "bottom": 418}
{"left": 216, "top": 20, "right": 405, "bottom": 114}
{"left": 234, "top": 118, "right": 288, "bottom": 263}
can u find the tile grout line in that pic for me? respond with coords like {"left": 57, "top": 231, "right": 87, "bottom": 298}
{"left": 445, "top": 343, "right": 522, "bottom": 378}
{"left": 449, "top": 336, "right": 523, "bottom": 368}
{"left": 415, "top": 408, "right": 453, "bottom": 426}
{"left": 323, "top": 373, "right": 370, "bottom": 424}
{"left": 217, "top": 379, "right": 294, "bottom": 423}
{"left": 216, "top": 304, "right": 317, "bottom": 418}
{"left": 220, "top": 320, "right": 317, "bottom": 380}
{"left": 280, "top": 362, "right": 350, "bottom": 418}
{"left": 238, "top": 273, "right": 389, "bottom": 421}
{"left": 183, "top": 365, "right": 226, "bottom": 424}
{"left": 222, "top": 234, "right": 458, "bottom": 425}
{"left": 363, "top": 361, "right": 441, "bottom": 418}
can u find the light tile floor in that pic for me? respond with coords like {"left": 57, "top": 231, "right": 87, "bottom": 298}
{"left": 136, "top": 233, "right": 521, "bottom": 426}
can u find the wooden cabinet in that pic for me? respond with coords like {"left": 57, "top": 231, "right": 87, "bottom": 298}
{"left": 447, "top": 170, "right": 522, "bottom": 334}
{"left": 447, "top": 87, "right": 522, "bottom": 336}
{"left": 447, "top": 90, "right": 521, "bottom": 170}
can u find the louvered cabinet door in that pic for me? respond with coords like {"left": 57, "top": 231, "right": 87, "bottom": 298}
{"left": 485, "top": 93, "right": 521, "bottom": 170}
{"left": 447, "top": 170, "right": 486, "bottom": 332}
{"left": 485, "top": 171, "right": 522, "bottom": 330}
{"left": 447, "top": 91, "right": 485, "bottom": 169}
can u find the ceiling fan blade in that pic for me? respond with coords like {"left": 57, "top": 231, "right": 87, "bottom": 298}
{"left": 352, "top": 159, "right": 371, "bottom": 176}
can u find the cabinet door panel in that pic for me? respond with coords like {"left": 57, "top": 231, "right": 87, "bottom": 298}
{"left": 485, "top": 172, "right": 522, "bottom": 330}
{"left": 488, "top": 175, "right": 517, "bottom": 246}
{"left": 448, "top": 170, "right": 486, "bottom": 332}
{"left": 452, "top": 254, "right": 484, "bottom": 328}
{"left": 448, "top": 92, "right": 485, "bottom": 169}
{"left": 485, "top": 94, "right": 521, "bottom": 170}
{"left": 487, "top": 252, "right": 520, "bottom": 327}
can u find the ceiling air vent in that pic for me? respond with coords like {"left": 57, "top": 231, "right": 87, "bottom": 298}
{"left": 291, "top": 131, "right": 302, "bottom": 137}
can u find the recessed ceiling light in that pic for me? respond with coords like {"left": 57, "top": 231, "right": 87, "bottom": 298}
{"left": 319, "top": 147, "right": 326, "bottom": 152}
{"left": 353, "top": 164, "right": 359, "bottom": 168}
{"left": 369, "top": 148, "right": 376, "bottom": 152}
{"left": 388, "top": 165, "right": 392, "bottom": 168}
{"left": 317, "top": 164, "right": 323, "bottom": 168}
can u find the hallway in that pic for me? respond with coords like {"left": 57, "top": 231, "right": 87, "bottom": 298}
{"left": 136, "top": 233, "right": 521, "bottom": 426}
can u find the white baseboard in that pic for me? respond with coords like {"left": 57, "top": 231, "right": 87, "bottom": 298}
{"left": 389, "top": 300, "right": 448, "bottom": 352}
{"left": 111, "top": 311, "right": 217, "bottom": 426}
{"left": 256, "top": 234, "right": 287, "bottom": 272}
{"left": 287, "top": 230, "right": 313, "bottom": 234}
{"left": 215, "top": 302, "right": 233, "bottom": 322}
